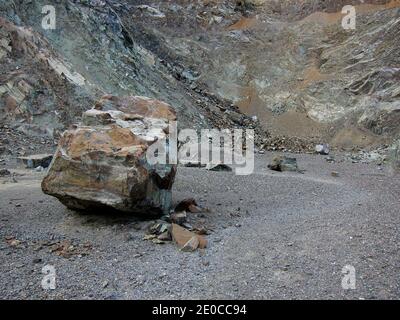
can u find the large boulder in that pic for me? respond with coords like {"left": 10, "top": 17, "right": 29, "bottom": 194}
{"left": 42, "top": 95, "right": 177, "bottom": 215}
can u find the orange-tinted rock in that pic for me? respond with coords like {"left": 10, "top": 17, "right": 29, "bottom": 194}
{"left": 42, "top": 96, "right": 177, "bottom": 215}
{"left": 171, "top": 224, "right": 208, "bottom": 251}
{"left": 181, "top": 236, "right": 199, "bottom": 252}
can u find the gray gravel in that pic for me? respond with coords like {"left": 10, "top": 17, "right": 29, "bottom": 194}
{"left": 0, "top": 152, "right": 399, "bottom": 300}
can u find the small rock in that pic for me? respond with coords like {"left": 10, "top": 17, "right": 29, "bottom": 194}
{"left": 148, "top": 222, "right": 171, "bottom": 236}
{"left": 0, "top": 169, "right": 11, "bottom": 177}
{"left": 170, "top": 211, "right": 187, "bottom": 225}
{"left": 152, "top": 238, "right": 165, "bottom": 245}
{"left": 34, "top": 166, "right": 44, "bottom": 172}
{"left": 7, "top": 239, "right": 21, "bottom": 247}
{"left": 181, "top": 161, "right": 206, "bottom": 168}
{"left": 315, "top": 144, "right": 330, "bottom": 155}
{"left": 181, "top": 236, "right": 199, "bottom": 252}
{"left": 205, "top": 162, "right": 233, "bottom": 172}
{"left": 171, "top": 223, "right": 207, "bottom": 251}
{"left": 213, "top": 16, "right": 223, "bottom": 24}
{"left": 157, "top": 231, "right": 172, "bottom": 242}
{"left": 136, "top": 5, "right": 166, "bottom": 18}
{"left": 326, "top": 156, "right": 335, "bottom": 163}
{"left": 268, "top": 155, "right": 298, "bottom": 172}
{"left": 174, "top": 198, "right": 202, "bottom": 213}
{"left": 194, "top": 227, "right": 209, "bottom": 235}
{"left": 17, "top": 154, "right": 53, "bottom": 169}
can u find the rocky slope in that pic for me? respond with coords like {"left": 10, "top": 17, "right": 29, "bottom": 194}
{"left": 118, "top": 0, "right": 400, "bottom": 149}
{"left": 1, "top": 0, "right": 399, "bottom": 154}
{"left": 0, "top": 14, "right": 95, "bottom": 157}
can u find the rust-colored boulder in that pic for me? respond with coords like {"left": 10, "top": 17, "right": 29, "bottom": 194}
{"left": 42, "top": 95, "right": 177, "bottom": 215}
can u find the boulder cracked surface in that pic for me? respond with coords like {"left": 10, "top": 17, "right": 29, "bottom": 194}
{"left": 42, "top": 95, "right": 177, "bottom": 215}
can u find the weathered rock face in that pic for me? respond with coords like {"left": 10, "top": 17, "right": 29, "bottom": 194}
{"left": 42, "top": 95, "right": 177, "bottom": 215}
{"left": 2, "top": 0, "right": 399, "bottom": 154}
{"left": 0, "top": 17, "right": 94, "bottom": 139}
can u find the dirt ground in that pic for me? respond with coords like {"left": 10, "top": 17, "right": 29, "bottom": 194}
{"left": 0, "top": 152, "right": 399, "bottom": 300}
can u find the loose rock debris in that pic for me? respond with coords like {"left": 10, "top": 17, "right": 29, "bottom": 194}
{"left": 171, "top": 224, "right": 208, "bottom": 252}
{"left": 143, "top": 198, "right": 210, "bottom": 251}
{"left": 49, "top": 240, "right": 93, "bottom": 259}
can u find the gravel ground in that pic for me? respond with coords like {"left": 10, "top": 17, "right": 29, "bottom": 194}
{"left": 0, "top": 152, "right": 399, "bottom": 300}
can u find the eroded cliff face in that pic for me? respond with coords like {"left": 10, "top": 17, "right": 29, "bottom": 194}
{"left": 119, "top": 0, "right": 399, "bottom": 149}
{"left": 0, "top": 15, "right": 94, "bottom": 137}
{"left": 0, "top": 0, "right": 259, "bottom": 144}
{"left": 1, "top": 0, "right": 399, "bottom": 151}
